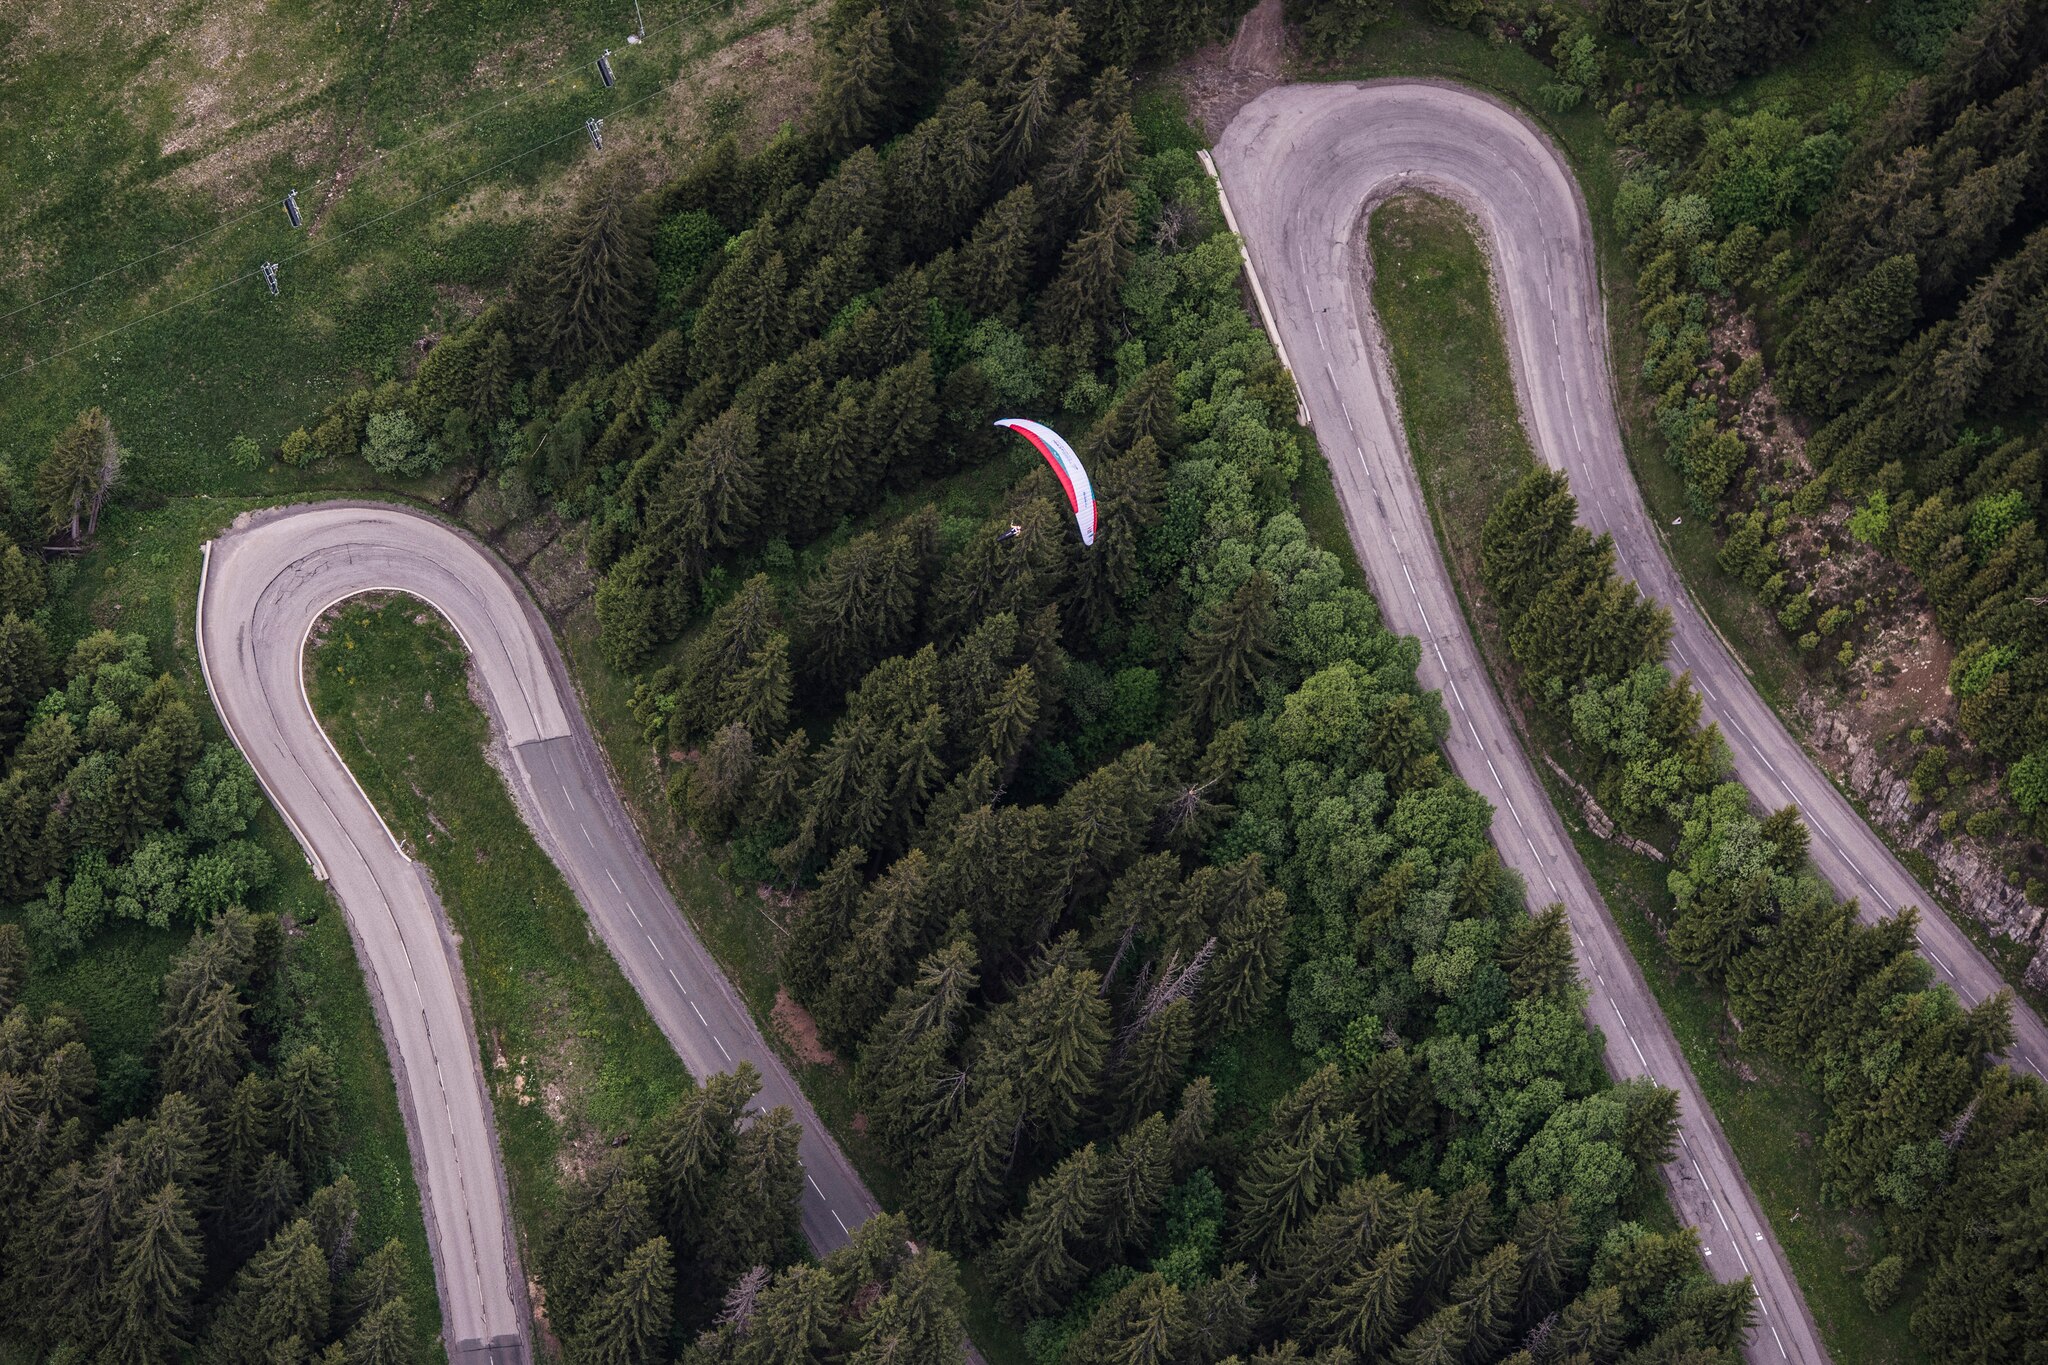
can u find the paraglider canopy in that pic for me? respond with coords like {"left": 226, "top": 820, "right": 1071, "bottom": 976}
{"left": 995, "top": 418, "right": 1096, "bottom": 546}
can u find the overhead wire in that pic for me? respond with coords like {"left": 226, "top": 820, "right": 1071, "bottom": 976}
{"left": 0, "top": 0, "right": 732, "bottom": 331}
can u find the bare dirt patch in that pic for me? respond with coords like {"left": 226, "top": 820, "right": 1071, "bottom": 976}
{"left": 773, "top": 988, "right": 837, "bottom": 1067}
{"left": 1173, "top": 0, "right": 1287, "bottom": 141}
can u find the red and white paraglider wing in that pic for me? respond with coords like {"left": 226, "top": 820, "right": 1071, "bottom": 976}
{"left": 994, "top": 418, "right": 1097, "bottom": 546}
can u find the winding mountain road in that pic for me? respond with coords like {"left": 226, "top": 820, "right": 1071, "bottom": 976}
{"left": 1215, "top": 81, "right": 1927, "bottom": 1365}
{"left": 197, "top": 503, "right": 889, "bottom": 1363}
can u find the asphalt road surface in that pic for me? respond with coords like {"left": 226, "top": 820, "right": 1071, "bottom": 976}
{"left": 1213, "top": 83, "right": 1863, "bottom": 1364}
{"left": 198, "top": 503, "right": 889, "bottom": 1363}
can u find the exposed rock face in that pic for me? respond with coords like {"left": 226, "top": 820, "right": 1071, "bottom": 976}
{"left": 1799, "top": 695, "right": 2048, "bottom": 988}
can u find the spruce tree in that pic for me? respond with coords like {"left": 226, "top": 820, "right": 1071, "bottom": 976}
{"left": 1310, "top": 1237, "right": 1413, "bottom": 1359}
{"left": 1065, "top": 1272, "right": 1186, "bottom": 1365}
{"left": 720, "top": 634, "right": 792, "bottom": 741}
{"left": 576, "top": 1236, "right": 675, "bottom": 1365}
{"left": 107, "top": 1181, "right": 202, "bottom": 1365}
{"left": 705, "top": 1107, "right": 804, "bottom": 1284}
{"left": 647, "top": 404, "right": 766, "bottom": 578}
{"left": 1230, "top": 1113, "right": 1359, "bottom": 1268}
{"left": 1106, "top": 997, "right": 1194, "bottom": 1131}
{"left": 847, "top": 1246, "right": 966, "bottom": 1365}
{"left": 988, "top": 1141, "right": 1104, "bottom": 1321}
{"left": 798, "top": 529, "right": 922, "bottom": 696}
{"left": 517, "top": 170, "right": 655, "bottom": 375}
{"left": 202, "top": 1218, "right": 332, "bottom": 1363}
{"left": 908, "top": 1077, "right": 1021, "bottom": 1249}
{"left": 734, "top": 1262, "right": 838, "bottom": 1365}
{"left": 973, "top": 938, "right": 1109, "bottom": 1139}
{"left": 37, "top": 408, "right": 121, "bottom": 543}
{"left": 1501, "top": 904, "right": 1579, "bottom": 999}
{"left": 816, "top": 8, "right": 896, "bottom": 152}
{"left": 1037, "top": 190, "right": 1138, "bottom": 351}
{"left": 335, "top": 1295, "right": 417, "bottom": 1365}
{"left": 1187, "top": 573, "right": 1261, "bottom": 732}
{"left": 649, "top": 1065, "right": 758, "bottom": 1237}
{"left": 274, "top": 1045, "right": 340, "bottom": 1178}
{"left": 855, "top": 936, "right": 979, "bottom": 1163}
{"left": 818, "top": 849, "right": 938, "bottom": 1049}
{"left": 782, "top": 845, "right": 869, "bottom": 1007}
{"left": 1096, "top": 1112, "right": 1174, "bottom": 1257}
{"left": 959, "top": 184, "right": 1039, "bottom": 316}
{"left": 1389, "top": 1303, "right": 1470, "bottom": 1365}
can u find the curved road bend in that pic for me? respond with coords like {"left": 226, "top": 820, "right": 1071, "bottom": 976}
{"left": 1220, "top": 84, "right": 2048, "bottom": 1085}
{"left": 1216, "top": 84, "right": 1834, "bottom": 1363}
{"left": 198, "top": 503, "right": 893, "bottom": 1362}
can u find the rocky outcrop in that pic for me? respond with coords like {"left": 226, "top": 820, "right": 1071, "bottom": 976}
{"left": 1799, "top": 695, "right": 2048, "bottom": 989}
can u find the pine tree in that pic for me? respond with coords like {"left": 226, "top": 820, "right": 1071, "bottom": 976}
{"left": 38, "top": 408, "right": 121, "bottom": 543}
{"left": 517, "top": 170, "right": 655, "bottom": 375}
{"left": 1183, "top": 573, "right": 1278, "bottom": 730}
{"left": 576, "top": 1236, "right": 675, "bottom": 1365}
{"left": 988, "top": 1141, "right": 1103, "bottom": 1321}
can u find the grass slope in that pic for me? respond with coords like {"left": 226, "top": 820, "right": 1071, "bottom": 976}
{"left": 1366, "top": 191, "right": 1923, "bottom": 1365}
{"left": 0, "top": 0, "right": 817, "bottom": 495}
{"left": 304, "top": 594, "right": 690, "bottom": 1276}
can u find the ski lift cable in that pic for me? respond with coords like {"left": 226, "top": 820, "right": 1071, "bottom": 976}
{"left": 0, "top": 0, "right": 727, "bottom": 327}
{"left": 2, "top": 61, "right": 692, "bottom": 387}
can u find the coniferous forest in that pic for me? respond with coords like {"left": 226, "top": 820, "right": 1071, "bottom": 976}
{"left": 253, "top": 0, "right": 1759, "bottom": 1360}
{"left": 19, "top": 0, "right": 2048, "bottom": 1361}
